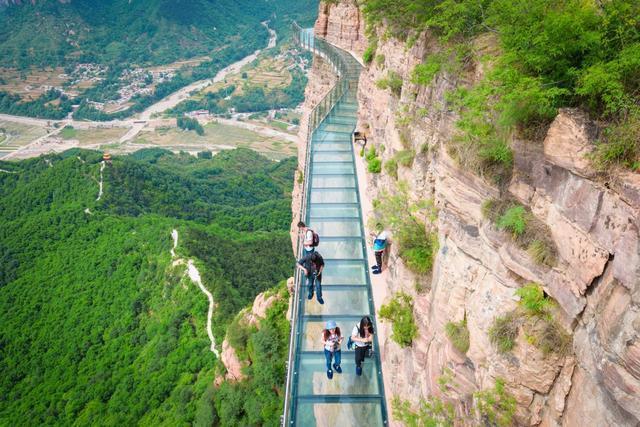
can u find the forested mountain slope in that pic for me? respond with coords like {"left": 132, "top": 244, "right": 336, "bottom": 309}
{"left": 0, "top": 148, "right": 295, "bottom": 425}
{"left": 0, "top": 0, "right": 316, "bottom": 68}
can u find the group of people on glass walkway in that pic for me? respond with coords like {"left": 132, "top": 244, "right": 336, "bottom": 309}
{"left": 296, "top": 221, "right": 388, "bottom": 380}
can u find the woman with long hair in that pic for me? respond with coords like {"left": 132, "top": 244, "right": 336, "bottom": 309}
{"left": 322, "top": 320, "right": 343, "bottom": 379}
{"left": 351, "top": 316, "right": 374, "bottom": 376}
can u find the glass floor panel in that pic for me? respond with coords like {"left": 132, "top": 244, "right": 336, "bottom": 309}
{"left": 303, "top": 288, "right": 371, "bottom": 316}
{"left": 313, "top": 133, "right": 351, "bottom": 143}
{"left": 312, "top": 175, "right": 356, "bottom": 188}
{"left": 316, "top": 239, "right": 363, "bottom": 259}
{"left": 325, "top": 115, "right": 356, "bottom": 124}
{"left": 313, "top": 152, "right": 353, "bottom": 162}
{"left": 313, "top": 143, "right": 352, "bottom": 152}
{"left": 295, "top": 354, "right": 381, "bottom": 395}
{"left": 319, "top": 123, "right": 354, "bottom": 133}
{"left": 310, "top": 189, "right": 357, "bottom": 204}
{"left": 294, "top": 401, "right": 384, "bottom": 427}
{"left": 309, "top": 205, "right": 360, "bottom": 218}
{"left": 308, "top": 219, "right": 361, "bottom": 237}
{"left": 312, "top": 163, "right": 355, "bottom": 174}
{"left": 320, "top": 260, "right": 367, "bottom": 285}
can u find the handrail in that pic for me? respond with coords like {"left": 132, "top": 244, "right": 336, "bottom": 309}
{"left": 281, "top": 22, "right": 360, "bottom": 426}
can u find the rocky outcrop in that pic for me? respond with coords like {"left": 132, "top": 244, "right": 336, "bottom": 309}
{"left": 306, "top": 2, "right": 640, "bottom": 425}
{"left": 219, "top": 339, "right": 246, "bottom": 382}
{"left": 314, "top": 0, "right": 367, "bottom": 58}
{"left": 218, "top": 288, "right": 284, "bottom": 383}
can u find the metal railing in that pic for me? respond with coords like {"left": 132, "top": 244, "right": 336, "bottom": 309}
{"left": 281, "top": 23, "right": 362, "bottom": 426}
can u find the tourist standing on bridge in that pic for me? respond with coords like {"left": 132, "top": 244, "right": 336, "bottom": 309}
{"left": 351, "top": 316, "right": 374, "bottom": 376}
{"left": 297, "top": 221, "right": 319, "bottom": 253}
{"left": 322, "top": 320, "right": 343, "bottom": 379}
{"left": 296, "top": 250, "right": 325, "bottom": 304}
{"left": 370, "top": 225, "right": 388, "bottom": 274}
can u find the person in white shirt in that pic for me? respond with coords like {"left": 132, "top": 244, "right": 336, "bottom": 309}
{"left": 297, "top": 221, "right": 317, "bottom": 253}
{"left": 351, "top": 316, "right": 374, "bottom": 376}
{"left": 322, "top": 320, "right": 343, "bottom": 379}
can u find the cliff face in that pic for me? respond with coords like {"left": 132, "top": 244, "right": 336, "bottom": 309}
{"left": 305, "top": 2, "right": 640, "bottom": 426}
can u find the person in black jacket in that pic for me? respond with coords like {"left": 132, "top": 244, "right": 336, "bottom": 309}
{"left": 296, "top": 250, "right": 325, "bottom": 304}
{"left": 351, "top": 316, "right": 374, "bottom": 376}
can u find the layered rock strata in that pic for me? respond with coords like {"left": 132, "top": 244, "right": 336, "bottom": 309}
{"left": 302, "top": 2, "right": 640, "bottom": 426}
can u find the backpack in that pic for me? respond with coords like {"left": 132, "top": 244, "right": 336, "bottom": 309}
{"left": 311, "top": 231, "right": 320, "bottom": 247}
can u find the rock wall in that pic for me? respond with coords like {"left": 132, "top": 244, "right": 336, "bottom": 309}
{"left": 307, "top": 2, "right": 640, "bottom": 426}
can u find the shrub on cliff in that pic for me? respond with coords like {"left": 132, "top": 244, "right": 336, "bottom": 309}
{"left": 384, "top": 158, "right": 398, "bottom": 179}
{"left": 380, "top": 292, "right": 418, "bottom": 347}
{"left": 392, "top": 395, "right": 455, "bottom": 426}
{"left": 496, "top": 206, "right": 526, "bottom": 237}
{"left": 376, "top": 71, "right": 403, "bottom": 97}
{"left": 474, "top": 378, "right": 517, "bottom": 427}
{"left": 515, "top": 283, "right": 551, "bottom": 316}
{"left": 445, "top": 317, "right": 470, "bottom": 354}
{"left": 368, "top": 157, "right": 382, "bottom": 173}
{"left": 489, "top": 312, "right": 520, "bottom": 353}
{"left": 393, "top": 374, "right": 516, "bottom": 427}
{"left": 483, "top": 199, "right": 557, "bottom": 267}
{"left": 489, "top": 283, "right": 572, "bottom": 357}
{"left": 395, "top": 149, "right": 415, "bottom": 167}
{"left": 363, "top": 44, "right": 376, "bottom": 64}
{"left": 372, "top": 183, "right": 439, "bottom": 274}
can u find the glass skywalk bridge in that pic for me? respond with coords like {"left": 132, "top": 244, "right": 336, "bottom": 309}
{"left": 282, "top": 25, "right": 388, "bottom": 426}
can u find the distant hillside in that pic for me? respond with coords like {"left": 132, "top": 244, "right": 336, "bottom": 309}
{"left": 0, "top": 148, "right": 295, "bottom": 425}
{"left": 0, "top": 0, "right": 317, "bottom": 68}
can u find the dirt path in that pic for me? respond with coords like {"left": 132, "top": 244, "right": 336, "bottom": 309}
{"left": 95, "top": 161, "right": 105, "bottom": 201}
{"left": 171, "top": 229, "right": 219, "bottom": 357}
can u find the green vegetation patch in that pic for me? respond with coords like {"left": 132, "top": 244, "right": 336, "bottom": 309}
{"left": 392, "top": 395, "right": 455, "bottom": 427}
{"left": 483, "top": 198, "right": 557, "bottom": 267}
{"left": 393, "top": 373, "right": 516, "bottom": 427}
{"left": 212, "top": 284, "right": 290, "bottom": 426}
{"left": 474, "top": 378, "right": 517, "bottom": 427}
{"left": 445, "top": 317, "right": 470, "bottom": 354}
{"left": 364, "top": 0, "right": 640, "bottom": 173}
{"left": 379, "top": 292, "right": 418, "bottom": 347}
{"left": 60, "top": 125, "right": 77, "bottom": 139}
{"left": 0, "top": 147, "right": 295, "bottom": 425}
{"left": 395, "top": 149, "right": 415, "bottom": 167}
{"left": 363, "top": 43, "right": 377, "bottom": 65}
{"left": 411, "top": 53, "right": 446, "bottom": 86}
{"left": 365, "top": 145, "right": 382, "bottom": 174}
{"left": 384, "top": 157, "right": 398, "bottom": 179}
{"left": 488, "top": 312, "right": 520, "bottom": 354}
{"left": 177, "top": 116, "right": 205, "bottom": 136}
{"left": 376, "top": 71, "right": 403, "bottom": 97}
{"left": 372, "top": 182, "right": 439, "bottom": 274}
{"left": 489, "top": 283, "right": 572, "bottom": 357}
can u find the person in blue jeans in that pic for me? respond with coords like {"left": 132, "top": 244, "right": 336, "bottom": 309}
{"left": 322, "top": 320, "right": 343, "bottom": 379}
{"left": 296, "top": 250, "right": 325, "bottom": 304}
